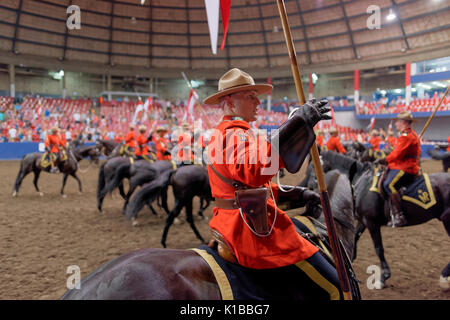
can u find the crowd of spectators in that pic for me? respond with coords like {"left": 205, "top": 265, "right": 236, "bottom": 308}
{"left": 1, "top": 90, "right": 448, "bottom": 145}
{"left": 356, "top": 91, "right": 450, "bottom": 115}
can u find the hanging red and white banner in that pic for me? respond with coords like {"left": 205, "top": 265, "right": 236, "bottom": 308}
{"left": 354, "top": 69, "right": 360, "bottom": 104}
{"left": 204, "top": 0, "right": 219, "bottom": 54}
{"left": 405, "top": 63, "right": 411, "bottom": 106}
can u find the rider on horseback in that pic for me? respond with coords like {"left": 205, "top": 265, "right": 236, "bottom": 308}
{"left": 44, "top": 126, "right": 62, "bottom": 173}
{"left": 123, "top": 124, "right": 136, "bottom": 157}
{"left": 369, "top": 129, "right": 381, "bottom": 151}
{"left": 177, "top": 122, "right": 194, "bottom": 166}
{"left": 135, "top": 125, "right": 152, "bottom": 162}
{"left": 204, "top": 68, "right": 343, "bottom": 299}
{"left": 378, "top": 111, "right": 421, "bottom": 227}
{"left": 327, "top": 127, "right": 346, "bottom": 154}
{"left": 154, "top": 126, "right": 171, "bottom": 161}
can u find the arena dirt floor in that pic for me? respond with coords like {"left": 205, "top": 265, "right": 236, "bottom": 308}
{"left": 0, "top": 158, "right": 449, "bottom": 300}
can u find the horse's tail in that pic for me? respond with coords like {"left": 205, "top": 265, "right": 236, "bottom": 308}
{"left": 13, "top": 154, "right": 27, "bottom": 194}
{"left": 126, "top": 169, "right": 173, "bottom": 220}
{"left": 131, "top": 167, "right": 158, "bottom": 188}
{"left": 102, "top": 163, "right": 130, "bottom": 197}
{"left": 97, "top": 162, "right": 107, "bottom": 209}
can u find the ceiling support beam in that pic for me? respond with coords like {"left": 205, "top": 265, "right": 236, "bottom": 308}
{"left": 256, "top": 0, "right": 271, "bottom": 67}
{"left": 338, "top": 0, "right": 358, "bottom": 59}
{"left": 295, "top": 0, "right": 311, "bottom": 64}
{"left": 11, "top": 0, "right": 24, "bottom": 54}
{"left": 390, "top": 0, "right": 410, "bottom": 50}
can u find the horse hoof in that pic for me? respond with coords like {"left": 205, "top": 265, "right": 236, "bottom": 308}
{"left": 39, "top": 192, "right": 44, "bottom": 197}
{"left": 440, "top": 275, "right": 450, "bottom": 290}
{"left": 131, "top": 218, "right": 139, "bottom": 227}
{"left": 62, "top": 194, "right": 67, "bottom": 198}
{"left": 174, "top": 217, "right": 182, "bottom": 225}
{"left": 12, "top": 191, "right": 17, "bottom": 197}
{"left": 78, "top": 192, "right": 82, "bottom": 195}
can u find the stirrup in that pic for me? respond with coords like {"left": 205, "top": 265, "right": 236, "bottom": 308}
{"left": 387, "top": 211, "right": 407, "bottom": 228}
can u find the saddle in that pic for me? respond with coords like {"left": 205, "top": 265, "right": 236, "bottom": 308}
{"left": 370, "top": 166, "right": 437, "bottom": 210}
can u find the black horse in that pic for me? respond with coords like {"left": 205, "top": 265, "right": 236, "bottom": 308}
{"left": 346, "top": 141, "right": 391, "bottom": 163}
{"left": 96, "top": 139, "right": 120, "bottom": 158}
{"left": 100, "top": 159, "right": 174, "bottom": 217}
{"left": 72, "top": 145, "right": 102, "bottom": 164}
{"left": 319, "top": 150, "right": 450, "bottom": 288}
{"left": 125, "top": 165, "right": 211, "bottom": 247}
{"left": 97, "top": 156, "right": 135, "bottom": 213}
{"left": 61, "top": 169, "right": 359, "bottom": 300}
{"left": 427, "top": 146, "right": 450, "bottom": 172}
{"left": 13, "top": 147, "right": 86, "bottom": 197}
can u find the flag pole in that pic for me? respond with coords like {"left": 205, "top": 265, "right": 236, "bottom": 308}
{"left": 419, "top": 86, "right": 449, "bottom": 139}
{"left": 276, "top": 0, "right": 352, "bottom": 300}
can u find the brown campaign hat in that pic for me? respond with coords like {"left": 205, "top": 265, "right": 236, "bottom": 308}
{"left": 396, "top": 111, "right": 414, "bottom": 122}
{"left": 203, "top": 68, "right": 272, "bottom": 105}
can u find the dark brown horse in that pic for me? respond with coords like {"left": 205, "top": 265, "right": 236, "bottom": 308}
{"left": 126, "top": 165, "right": 212, "bottom": 248}
{"left": 96, "top": 139, "right": 120, "bottom": 159}
{"left": 13, "top": 146, "right": 87, "bottom": 197}
{"left": 61, "top": 169, "right": 359, "bottom": 300}
{"left": 100, "top": 159, "right": 173, "bottom": 216}
{"left": 428, "top": 147, "right": 450, "bottom": 172}
{"left": 320, "top": 150, "right": 450, "bottom": 288}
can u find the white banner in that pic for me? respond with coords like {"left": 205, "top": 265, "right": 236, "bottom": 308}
{"left": 204, "top": 0, "right": 219, "bottom": 55}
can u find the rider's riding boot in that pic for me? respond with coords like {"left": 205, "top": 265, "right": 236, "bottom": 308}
{"left": 387, "top": 192, "right": 407, "bottom": 228}
{"left": 50, "top": 166, "right": 59, "bottom": 173}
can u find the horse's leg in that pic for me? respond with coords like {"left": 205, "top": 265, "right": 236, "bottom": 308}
{"left": 61, "top": 173, "right": 69, "bottom": 197}
{"left": 71, "top": 172, "right": 83, "bottom": 194}
{"left": 118, "top": 181, "right": 126, "bottom": 199}
{"left": 352, "top": 221, "right": 366, "bottom": 261}
{"left": 147, "top": 204, "right": 159, "bottom": 216}
{"left": 161, "top": 200, "right": 184, "bottom": 248}
{"left": 440, "top": 262, "right": 450, "bottom": 290}
{"left": 33, "top": 169, "right": 43, "bottom": 196}
{"left": 367, "top": 222, "right": 391, "bottom": 287}
{"left": 122, "top": 185, "right": 137, "bottom": 216}
{"left": 197, "top": 198, "right": 205, "bottom": 218}
{"left": 185, "top": 198, "right": 206, "bottom": 244}
{"left": 161, "top": 186, "right": 170, "bottom": 215}
{"left": 13, "top": 166, "right": 31, "bottom": 196}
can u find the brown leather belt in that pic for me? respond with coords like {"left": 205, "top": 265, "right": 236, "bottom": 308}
{"left": 215, "top": 198, "right": 239, "bottom": 210}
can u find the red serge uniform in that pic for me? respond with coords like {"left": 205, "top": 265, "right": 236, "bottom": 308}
{"left": 326, "top": 136, "right": 346, "bottom": 154}
{"left": 369, "top": 136, "right": 381, "bottom": 151}
{"left": 447, "top": 136, "right": 450, "bottom": 152}
{"left": 59, "top": 133, "right": 67, "bottom": 147}
{"left": 207, "top": 115, "right": 318, "bottom": 269}
{"left": 386, "top": 128, "right": 421, "bottom": 175}
{"left": 177, "top": 131, "right": 194, "bottom": 163}
{"left": 155, "top": 136, "right": 171, "bottom": 160}
{"left": 45, "top": 134, "right": 61, "bottom": 153}
{"left": 316, "top": 135, "right": 324, "bottom": 147}
{"left": 387, "top": 136, "right": 396, "bottom": 148}
{"left": 125, "top": 130, "right": 136, "bottom": 150}
{"left": 114, "top": 134, "right": 123, "bottom": 144}
{"left": 135, "top": 133, "right": 150, "bottom": 157}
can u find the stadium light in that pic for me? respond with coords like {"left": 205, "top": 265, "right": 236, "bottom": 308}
{"left": 312, "top": 73, "right": 318, "bottom": 84}
{"left": 386, "top": 9, "right": 396, "bottom": 21}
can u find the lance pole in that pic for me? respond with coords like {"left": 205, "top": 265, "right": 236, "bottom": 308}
{"left": 419, "top": 86, "right": 449, "bottom": 139}
{"left": 276, "top": 0, "right": 352, "bottom": 300}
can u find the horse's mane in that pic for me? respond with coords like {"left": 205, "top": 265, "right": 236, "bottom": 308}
{"left": 321, "top": 150, "right": 372, "bottom": 182}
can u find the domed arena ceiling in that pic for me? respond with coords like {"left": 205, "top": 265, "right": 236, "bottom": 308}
{"left": 0, "top": 0, "right": 449, "bottom": 79}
